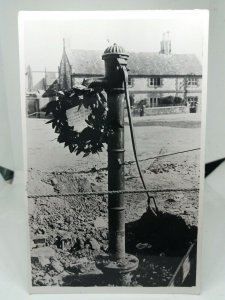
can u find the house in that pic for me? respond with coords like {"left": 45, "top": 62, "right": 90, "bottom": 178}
{"left": 57, "top": 34, "right": 202, "bottom": 113}
{"left": 25, "top": 69, "right": 57, "bottom": 117}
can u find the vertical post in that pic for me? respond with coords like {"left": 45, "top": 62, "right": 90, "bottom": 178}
{"left": 36, "top": 98, "right": 40, "bottom": 118}
{"left": 44, "top": 67, "right": 47, "bottom": 91}
{"left": 102, "top": 44, "right": 128, "bottom": 261}
{"left": 107, "top": 92, "right": 125, "bottom": 260}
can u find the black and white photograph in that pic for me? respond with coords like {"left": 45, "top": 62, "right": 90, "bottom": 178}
{"left": 19, "top": 10, "right": 208, "bottom": 293}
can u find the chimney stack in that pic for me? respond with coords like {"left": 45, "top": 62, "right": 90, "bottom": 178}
{"left": 160, "top": 31, "right": 171, "bottom": 55}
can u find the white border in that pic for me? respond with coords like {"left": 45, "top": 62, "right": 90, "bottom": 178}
{"left": 195, "top": 11, "right": 209, "bottom": 294}
{"left": 18, "top": 12, "right": 31, "bottom": 296}
{"left": 18, "top": 10, "right": 209, "bottom": 295}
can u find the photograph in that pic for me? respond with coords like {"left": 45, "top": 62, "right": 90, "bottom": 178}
{"left": 19, "top": 10, "right": 208, "bottom": 292}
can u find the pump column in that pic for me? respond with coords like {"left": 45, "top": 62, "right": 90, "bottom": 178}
{"left": 96, "top": 43, "right": 138, "bottom": 286}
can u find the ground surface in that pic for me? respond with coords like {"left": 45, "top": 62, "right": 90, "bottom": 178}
{"left": 27, "top": 113, "right": 202, "bottom": 287}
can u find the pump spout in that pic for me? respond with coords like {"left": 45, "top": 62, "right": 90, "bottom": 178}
{"left": 82, "top": 77, "right": 107, "bottom": 91}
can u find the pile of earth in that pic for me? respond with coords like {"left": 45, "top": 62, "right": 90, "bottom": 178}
{"left": 28, "top": 160, "right": 198, "bottom": 287}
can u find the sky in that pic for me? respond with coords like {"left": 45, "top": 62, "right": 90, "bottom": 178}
{"left": 22, "top": 11, "right": 206, "bottom": 77}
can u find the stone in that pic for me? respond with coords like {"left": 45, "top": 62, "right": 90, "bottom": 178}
{"left": 89, "top": 238, "right": 100, "bottom": 251}
{"left": 94, "top": 217, "right": 107, "bottom": 228}
{"left": 77, "top": 237, "right": 85, "bottom": 250}
{"left": 39, "top": 256, "right": 50, "bottom": 267}
{"left": 136, "top": 243, "right": 152, "bottom": 250}
{"left": 31, "top": 246, "right": 56, "bottom": 259}
{"left": 39, "top": 274, "right": 52, "bottom": 286}
{"left": 51, "top": 178, "right": 58, "bottom": 185}
{"left": 48, "top": 270, "right": 56, "bottom": 277}
{"left": 66, "top": 263, "right": 81, "bottom": 274}
{"left": 102, "top": 196, "right": 107, "bottom": 203}
{"left": 36, "top": 226, "right": 46, "bottom": 235}
{"left": 101, "top": 244, "right": 108, "bottom": 252}
{"left": 33, "top": 234, "right": 47, "bottom": 247}
{"left": 51, "top": 259, "right": 64, "bottom": 274}
{"left": 65, "top": 215, "right": 73, "bottom": 224}
{"left": 31, "top": 256, "right": 39, "bottom": 264}
{"left": 31, "top": 240, "right": 36, "bottom": 249}
{"left": 37, "top": 215, "right": 45, "bottom": 225}
{"left": 51, "top": 276, "right": 59, "bottom": 285}
{"left": 85, "top": 243, "right": 90, "bottom": 249}
{"left": 76, "top": 257, "right": 89, "bottom": 264}
{"left": 66, "top": 258, "right": 97, "bottom": 275}
{"left": 101, "top": 231, "right": 108, "bottom": 240}
{"left": 33, "top": 274, "right": 52, "bottom": 286}
{"left": 32, "top": 224, "right": 39, "bottom": 231}
{"left": 166, "top": 198, "right": 176, "bottom": 203}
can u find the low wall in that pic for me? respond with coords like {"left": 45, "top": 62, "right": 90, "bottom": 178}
{"left": 131, "top": 106, "right": 189, "bottom": 116}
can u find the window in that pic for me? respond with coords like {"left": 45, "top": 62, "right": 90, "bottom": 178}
{"left": 149, "top": 97, "right": 158, "bottom": 107}
{"left": 187, "top": 77, "right": 198, "bottom": 87}
{"left": 187, "top": 97, "right": 198, "bottom": 112}
{"left": 187, "top": 97, "right": 198, "bottom": 105}
{"left": 128, "top": 77, "right": 134, "bottom": 87}
{"left": 149, "top": 77, "right": 161, "bottom": 87}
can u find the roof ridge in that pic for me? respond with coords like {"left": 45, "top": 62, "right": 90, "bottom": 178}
{"left": 69, "top": 48, "right": 199, "bottom": 57}
{"left": 68, "top": 49, "right": 202, "bottom": 75}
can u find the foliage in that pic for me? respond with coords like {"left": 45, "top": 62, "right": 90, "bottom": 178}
{"left": 45, "top": 86, "right": 111, "bottom": 156}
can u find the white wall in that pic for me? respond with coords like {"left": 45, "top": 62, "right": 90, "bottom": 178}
{"left": 129, "top": 77, "right": 202, "bottom": 93}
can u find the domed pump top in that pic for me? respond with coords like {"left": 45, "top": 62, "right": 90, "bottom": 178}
{"left": 102, "top": 43, "right": 129, "bottom": 61}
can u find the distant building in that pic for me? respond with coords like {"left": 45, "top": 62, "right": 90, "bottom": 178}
{"left": 25, "top": 65, "right": 33, "bottom": 92}
{"left": 57, "top": 33, "right": 202, "bottom": 113}
{"left": 58, "top": 39, "right": 72, "bottom": 90}
{"left": 33, "top": 71, "right": 57, "bottom": 92}
{"left": 25, "top": 68, "right": 57, "bottom": 117}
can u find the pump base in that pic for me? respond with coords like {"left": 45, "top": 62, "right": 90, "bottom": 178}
{"left": 96, "top": 253, "right": 139, "bottom": 286}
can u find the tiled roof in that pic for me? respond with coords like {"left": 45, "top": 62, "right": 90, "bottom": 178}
{"left": 127, "top": 52, "right": 202, "bottom": 76}
{"left": 33, "top": 78, "right": 45, "bottom": 91}
{"left": 42, "top": 79, "right": 58, "bottom": 97}
{"left": 68, "top": 49, "right": 202, "bottom": 76}
{"left": 45, "top": 72, "right": 57, "bottom": 86}
{"left": 33, "top": 72, "right": 57, "bottom": 91}
{"left": 69, "top": 50, "right": 104, "bottom": 75}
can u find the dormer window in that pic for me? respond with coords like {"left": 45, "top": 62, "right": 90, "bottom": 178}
{"left": 148, "top": 77, "right": 161, "bottom": 87}
{"left": 187, "top": 77, "right": 198, "bottom": 87}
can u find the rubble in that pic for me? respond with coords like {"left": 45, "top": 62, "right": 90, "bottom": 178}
{"left": 28, "top": 150, "right": 199, "bottom": 287}
{"left": 51, "top": 258, "right": 64, "bottom": 274}
{"left": 88, "top": 238, "right": 100, "bottom": 251}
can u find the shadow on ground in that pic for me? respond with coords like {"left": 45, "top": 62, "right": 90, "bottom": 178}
{"left": 125, "top": 209, "right": 197, "bottom": 286}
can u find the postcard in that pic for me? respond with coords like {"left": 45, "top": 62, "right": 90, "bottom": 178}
{"left": 19, "top": 10, "right": 208, "bottom": 294}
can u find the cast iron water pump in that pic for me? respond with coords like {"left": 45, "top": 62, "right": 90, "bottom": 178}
{"left": 87, "top": 43, "right": 139, "bottom": 285}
